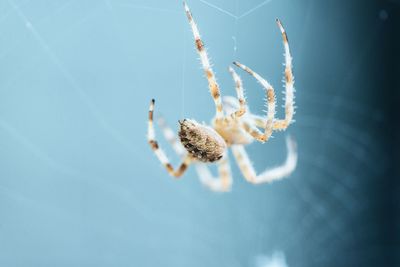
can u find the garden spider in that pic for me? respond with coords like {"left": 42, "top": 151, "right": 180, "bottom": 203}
{"left": 147, "top": 2, "right": 297, "bottom": 192}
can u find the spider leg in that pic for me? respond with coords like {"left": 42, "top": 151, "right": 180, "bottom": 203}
{"left": 195, "top": 154, "right": 232, "bottom": 192}
{"left": 274, "top": 19, "right": 295, "bottom": 130}
{"left": 183, "top": 2, "right": 224, "bottom": 119}
{"left": 227, "top": 66, "right": 246, "bottom": 120}
{"left": 222, "top": 96, "right": 240, "bottom": 109}
{"left": 232, "top": 62, "right": 276, "bottom": 143}
{"left": 148, "top": 99, "right": 191, "bottom": 177}
{"left": 248, "top": 114, "right": 270, "bottom": 129}
{"left": 157, "top": 116, "right": 186, "bottom": 158}
{"left": 231, "top": 135, "right": 297, "bottom": 184}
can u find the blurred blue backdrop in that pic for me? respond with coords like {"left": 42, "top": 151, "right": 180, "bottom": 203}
{"left": 0, "top": 0, "right": 398, "bottom": 266}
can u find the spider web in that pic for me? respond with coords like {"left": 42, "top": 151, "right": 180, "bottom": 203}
{"left": 0, "top": 0, "right": 395, "bottom": 266}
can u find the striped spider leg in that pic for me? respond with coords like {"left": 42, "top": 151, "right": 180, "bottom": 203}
{"left": 227, "top": 66, "right": 247, "bottom": 120}
{"left": 184, "top": 2, "right": 224, "bottom": 120}
{"left": 147, "top": 99, "right": 191, "bottom": 178}
{"left": 230, "top": 18, "right": 297, "bottom": 184}
{"left": 232, "top": 61, "right": 276, "bottom": 143}
{"left": 157, "top": 116, "right": 186, "bottom": 159}
{"left": 273, "top": 18, "right": 295, "bottom": 130}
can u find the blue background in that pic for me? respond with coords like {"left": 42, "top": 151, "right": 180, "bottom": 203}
{"left": 0, "top": 0, "right": 398, "bottom": 266}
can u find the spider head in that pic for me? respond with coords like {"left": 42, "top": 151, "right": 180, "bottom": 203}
{"left": 178, "top": 119, "right": 227, "bottom": 163}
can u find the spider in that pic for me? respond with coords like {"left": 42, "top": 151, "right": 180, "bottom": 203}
{"left": 147, "top": 2, "right": 297, "bottom": 192}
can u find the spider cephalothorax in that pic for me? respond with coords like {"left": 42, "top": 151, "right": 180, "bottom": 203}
{"left": 147, "top": 2, "right": 298, "bottom": 192}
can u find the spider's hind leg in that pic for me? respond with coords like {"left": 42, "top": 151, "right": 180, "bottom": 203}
{"left": 195, "top": 154, "right": 232, "bottom": 192}
{"left": 157, "top": 116, "right": 186, "bottom": 159}
{"left": 147, "top": 99, "right": 191, "bottom": 177}
{"left": 232, "top": 135, "right": 297, "bottom": 184}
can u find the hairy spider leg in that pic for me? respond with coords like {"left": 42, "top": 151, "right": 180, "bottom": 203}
{"left": 227, "top": 66, "right": 247, "bottom": 120}
{"left": 232, "top": 135, "right": 297, "bottom": 184}
{"left": 183, "top": 2, "right": 224, "bottom": 119}
{"left": 147, "top": 99, "right": 191, "bottom": 177}
{"left": 274, "top": 19, "right": 295, "bottom": 130}
{"left": 232, "top": 62, "right": 276, "bottom": 143}
{"left": 157, "top": 116, "right": 186, "bottom": 158}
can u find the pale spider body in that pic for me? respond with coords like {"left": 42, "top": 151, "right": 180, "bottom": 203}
{"left": 212, "top": 97, "right": 254, "bottom": 146}
{"left": 147, "top": 2, "right": 298, "bottom": 192}
{"left": 212, "top": 120, "right": 251, "bottom": 146}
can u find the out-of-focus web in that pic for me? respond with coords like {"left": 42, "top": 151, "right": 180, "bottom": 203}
{"left": 6, "top": 0, "right": 140, "bottom": 158}
{"left": 199, "top": 0, "right": 273, "bottom": 19}
{"left": 198, "top": 0, "right": 273, "bottom": 59}
{"left": 2, "top": 0, "right": 179, "bottom": 222}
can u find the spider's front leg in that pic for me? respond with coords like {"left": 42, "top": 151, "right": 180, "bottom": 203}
{"left": 233, "top": 62, "right": 276, "bottom": 143}
{"left": 274, "top": 19, "right": 295, "bottom": 130}
{"left": 184, "top": 2, "right": 224, "bottom": 119}
{"left": 232, "top": 135, "right": 297, "bottom": 184}
{"left": 147, "top": 99, "right": 191, "bottom": 177}
{"left": 226, "top": 66, "right": 247, "bottom": 120}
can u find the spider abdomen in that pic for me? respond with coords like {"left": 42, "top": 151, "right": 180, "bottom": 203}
{"left": 179, "top": 119, "right": 226, "bottom": 163}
